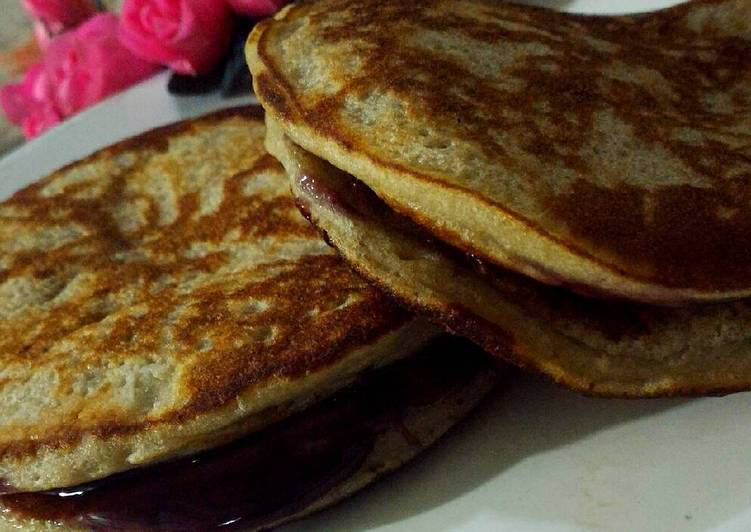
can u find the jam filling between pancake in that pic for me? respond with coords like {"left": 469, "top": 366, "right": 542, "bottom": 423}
{"left": 1, "top": 338, "right": 490, "bottom": 531}
{"left": 293, "top": 151, "right": 606, "bottom": 298}
{"left": 292, "top": 150, "right": 682, "bottom": 341}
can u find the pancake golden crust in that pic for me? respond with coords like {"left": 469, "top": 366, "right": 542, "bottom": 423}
{"left": 269, "top": 125, "right": 751, "bottom": 398}
{"left": 248, "top": 0, "right": 751, "bottom": 303}
{"left": 0, "top": 339, "right": 497, "bottom": 531}
{"left": 0, "top": 107, "right": 435, "bottom": 493}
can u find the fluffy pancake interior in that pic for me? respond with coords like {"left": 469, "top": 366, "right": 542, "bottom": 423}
{"left": 266, "top": 119, "right": 751, "bottom": 398}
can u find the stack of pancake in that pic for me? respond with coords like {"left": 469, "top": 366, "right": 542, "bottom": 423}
{"left": 1, "top": 0, "right": 750, "bottom": 529}
{"left": 248, "top": 0, "right": 751, "bottom": 397}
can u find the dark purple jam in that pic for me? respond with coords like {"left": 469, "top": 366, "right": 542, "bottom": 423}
{"left": 2, "top": 338, "right": 490, "bottom": 531}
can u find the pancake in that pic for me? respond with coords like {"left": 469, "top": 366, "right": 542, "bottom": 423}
{"left": 0, "top": 106, "right": 441, "bottom": 495}
{"left": 269, "top": 122, "right": 751, "bottom": 397}
{"left": 0, "top": 337, "right": 497, "bottom": 531}
{"left": 247, "top": 0, "right": 751, "bottom": 304}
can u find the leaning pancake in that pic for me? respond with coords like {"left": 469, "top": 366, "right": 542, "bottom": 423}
{"left": 1, "top": 337, "right": 496, "bottom": 531}
{"left": 248, "top": 0, "right": 751, "bottom": 303}
{"left": 0, "top": 106, "right": 439, "bottom": 495}
{"left": 269, "top": 123, "right": 751, "bottom": 397}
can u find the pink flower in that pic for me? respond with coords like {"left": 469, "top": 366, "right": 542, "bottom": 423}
{"left": 119, "top": 0, "right": 233, "bottom": 75}
{"left": 45, "top": 13, "right": 160, "bottom": 116}
{"left": 0, "top": 63, "right": 61, "bottom": 139}
{"left": 22, "top": 0, "right": 97, "bottom": 34}
{"left": 0, "top": 13, "right": 159, "bottom": 139}
{"left": 226, "top": 0, "right": 288, "bottom": 18}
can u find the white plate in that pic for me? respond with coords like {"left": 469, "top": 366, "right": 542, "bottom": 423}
{"left": 2, "top": 3, "right": 748, "bottom": 531}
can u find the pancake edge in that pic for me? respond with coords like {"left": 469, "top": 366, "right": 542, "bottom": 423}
{"left": 246, "top": 2, "right": 751, "bottom": 305}
{"left": 268, "top": 125, "right": 751, "bottom": 398}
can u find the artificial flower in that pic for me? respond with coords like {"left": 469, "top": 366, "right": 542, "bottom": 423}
{"left": 0, "top": 13, "right": 159, "bottom": 138}
{"left": 226, "top": 0, "right": 288, "bottom": 18}
{"left": 44, "top": 13, "right": 160, "bottom": 116}
{"left": 119, "top": 0, "right": 233, "bottom": 75}
{"left": 0, "top": 63, "right": 61, "bottom": 139}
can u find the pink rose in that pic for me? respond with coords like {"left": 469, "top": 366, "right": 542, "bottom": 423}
{"left": 0, "top": 63, "right": 61, "bottom": 139}
{"left": 22, "top": 0, "right": 97, "bottom": 34}
{"left": 119, "top": 0, "right": 233, "bottom": 75}
{"left": 0, "top": 13, "right": 159, "bottom": 139}
{"left": 226, "top": 0, "right": 288, "bottom": 18}
{"left": 45, "top": 13, "right": 160, "bottom": 116}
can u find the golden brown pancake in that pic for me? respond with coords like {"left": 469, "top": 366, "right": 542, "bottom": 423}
{"left": 0, "top": 106, "right": 440, "bottom": 494}
{"left": 1, "top": 337, "right": 497, "bottom": 531}
{"left": 247, "top": 0, "right": 751, "bottom": 303}
{"left": 269, "top": 122, "right": 751, "bottom": 397}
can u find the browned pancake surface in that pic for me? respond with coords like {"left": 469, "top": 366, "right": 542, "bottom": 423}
{"left": 269, "top": 125, "right": 751, "bottom": 398}
{"left": 249, "top": 0, "right": 751, "bottom": 301}
{"left": 0, "top": 107, "right": 425, "bottom": 492}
